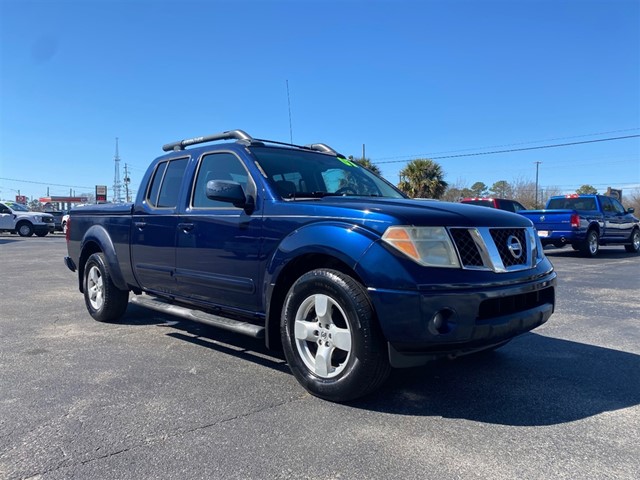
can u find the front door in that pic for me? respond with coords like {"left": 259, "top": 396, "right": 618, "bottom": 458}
{"left": 600, "top": 196, "right": 633, "bottom": 241}
{"left": 0, "top": 203, "right": 15, "bottom": 230}
{"left": 175, "top": 151, "right": 263, "bottom": 311}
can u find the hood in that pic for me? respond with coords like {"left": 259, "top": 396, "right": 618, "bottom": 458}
{"left": 16, "top": 211, "right": 54, "bottom": 219}
{"left": 288, "top": 197, "right": 533, "bottom": 232}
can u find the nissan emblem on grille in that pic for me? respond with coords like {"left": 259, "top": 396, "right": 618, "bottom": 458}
{"left": 507, "top": 235, "right": 523, "bottom": 259}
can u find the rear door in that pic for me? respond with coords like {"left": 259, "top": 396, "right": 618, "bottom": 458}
{"left": 175, "top": 151, "right": 263, "bottom": 311}
{"left": 130, "top": 157, "right": 189, "bottom": 294}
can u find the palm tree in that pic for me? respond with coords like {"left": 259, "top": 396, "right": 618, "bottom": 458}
{"left": 348, "top": 156, "right": 382, "bottom": 176}
{"left": 397, "top": 159, "right": 448, "bottom": 199}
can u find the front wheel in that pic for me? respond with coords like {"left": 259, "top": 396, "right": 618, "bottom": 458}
{"left": 579, "top": 230, "right": 599, "bottom": 257}
{"left": 83, "top": 252, "right": 129, "bottom": 322}
{"left": 17, "top": 222, "right": 34, "bottom": 237}
{"left": 281, "top": 269, "right": 390, "bottom": 402}
{"left": 624, "top": 229, "right": 640, "bottom": 253}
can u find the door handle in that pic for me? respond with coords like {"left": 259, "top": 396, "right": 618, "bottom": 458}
{"left": 178, "top": 222, "right": 194, "bottom": 232}
{"left": 134, "top": 221, "right": 146, "bottom": 230}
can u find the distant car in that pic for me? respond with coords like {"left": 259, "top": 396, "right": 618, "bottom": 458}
{"left": 460, "top": 197, "right": 527, "bottom": 213}
{"left": 45, "top": 211, "right": 67, "bottom": 232}
{"left": 61, "top": 213, "right": 70, "bottom": 234}
{"left": 0, "top": 201, "right": 55, "bottom": 237}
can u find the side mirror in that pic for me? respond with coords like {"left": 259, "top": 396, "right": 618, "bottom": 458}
{"left": 206, "top": 180, "right": 248, "bottom": 209}
{"left": 628, "top": 207, "right": 635, "bottom": 214}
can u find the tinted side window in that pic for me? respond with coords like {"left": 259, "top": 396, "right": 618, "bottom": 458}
{"left": 511, "top": 201, "right": 526, "bottom": 212}
{"left": 146, "top": 162, "right": 168, "bottom": 207}
{"left": 600, "top": 196, "right": 614, "bottom": 213}
{"left": 610, "top": 198, "right": 626, "bottom": 214}
{"left": 192, "top": 152, "right": 249, "bottom": 208}
{"left": 146, "top": 158, "right": 188, "bottom": 208}
{"left": 498, "top": 200, "right": 516, "bottom": 212}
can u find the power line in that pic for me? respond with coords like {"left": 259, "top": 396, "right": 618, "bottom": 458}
{"left": 0, "top": 177, "right": 93, "bottom": 190}
{"left": 373, "top": 128, "right": 640, "bottom": 161}
{"left": 375, "top": 135, "right": 640, "bottom": 164}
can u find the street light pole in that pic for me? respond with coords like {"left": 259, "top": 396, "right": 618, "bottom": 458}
{"left": 534, "top": 161, "right": 542, "bottom": 208}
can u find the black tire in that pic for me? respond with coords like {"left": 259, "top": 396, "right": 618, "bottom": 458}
{"left": 83, "top": 252, "right": 129, "bottom": 322}
{"left": 281, "top": 269, "right": 391, "bottom": 402}
{"left": 36, "top": 231, "right": 48, "bottom": 237}
{"left": 625, "top": 229, "right": 640, "bottom": 253}
{"left": 62, "top": 221, "right": 67, "bottom": 234}
{"left": 571, "top": 243, "right": 580, "bottom": 251}
{"left": 16, "top": 222, "right": 34, "bottom": 237}
{"left": 579, "top": 230, "right": 599, "bottom": 257}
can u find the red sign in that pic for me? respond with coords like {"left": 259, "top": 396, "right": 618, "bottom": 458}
{"left": 15, "top": 195, "right": 28, "bottom": 204}
{"left": 96, "top": 185, "right": 108, "bottom": 202}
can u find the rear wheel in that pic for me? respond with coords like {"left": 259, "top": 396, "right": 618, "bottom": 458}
{"left": 579, "top": 230, "right": 599, "bottom": 257}
{"left": 281, "top": 269, "right": 390, "bottom": 402}
{"left": 625, "top": 228, "right": 640, "bottom": 253}
{"left": 83, "top": 253, "right": 129, "bottom": 322}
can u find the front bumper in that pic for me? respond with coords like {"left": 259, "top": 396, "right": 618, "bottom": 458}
{"left": 34, "top": 224, "right": 55, "bottom": 234}
{"left": 368, "top": 270, "right": 557, "bottom": 367}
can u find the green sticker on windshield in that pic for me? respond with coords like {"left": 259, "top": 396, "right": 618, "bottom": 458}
{"left": 338, "top": 157, "right": 358, "bottom": 167}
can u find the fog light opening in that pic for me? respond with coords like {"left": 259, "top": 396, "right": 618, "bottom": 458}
{"left": 429, "top": 309, "right": 454, "bottom": 335}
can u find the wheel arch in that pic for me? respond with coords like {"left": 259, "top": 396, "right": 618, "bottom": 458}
{"left": 587, "top": 221, "right": 601, "bottom": 236}
{"left": 263, "top": 223, "right": 379, "bottom": 350}
{"left": 78, "top": 225, "right": 128, "bottom": 293}
{"left": 15, "top": 219, "right": 34, "bottom": 234}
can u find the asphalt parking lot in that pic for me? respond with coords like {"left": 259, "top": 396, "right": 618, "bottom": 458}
{"left": 1, "top": 234, "right": 639, "bottom": 479}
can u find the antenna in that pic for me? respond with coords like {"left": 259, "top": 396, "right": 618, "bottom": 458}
{"left": 113, "top": 137, "right": 122, "bottom": 203}
{"left": 286, "top": 80, "right": 293, "bottom": 144}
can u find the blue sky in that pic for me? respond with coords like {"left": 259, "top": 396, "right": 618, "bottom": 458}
{"left": 1, "top": 0, "right": 638, "bottom": 202}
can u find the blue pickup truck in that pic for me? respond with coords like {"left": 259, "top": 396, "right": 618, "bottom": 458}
{"left": 520, "top": 194, "right": 640, "bottom": 257}
{"left": 65, "top": 130, "right": 557, "bottom": 401}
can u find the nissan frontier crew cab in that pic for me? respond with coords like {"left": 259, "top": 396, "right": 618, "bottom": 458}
{"left": 64, "top": 130, "right": 557, "bottom": 402}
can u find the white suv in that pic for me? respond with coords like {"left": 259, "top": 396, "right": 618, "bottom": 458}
{"left": 0, "top": 201, "right": 55, "bottom": 237}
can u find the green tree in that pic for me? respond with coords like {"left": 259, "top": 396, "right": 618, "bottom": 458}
{"left": 28, "top": 199, "right": 43, "bottom": 211}
{"left": 489, "top": 180, "right": 513, "bottom": 198}
{"left": 576, "top": 184, "right": 598, "bottom": 195}
{"left": 470, "top": 181, "right": 488, "bottom": 197}
{"left": 348, "top": 155, "right": 382, "bottom": 176}
{"left": 397, "top": 159, "right": 448, "bottom": 199}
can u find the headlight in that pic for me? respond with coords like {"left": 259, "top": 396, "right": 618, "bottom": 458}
{"left": 382, "top": 226, "right": 460, "bottom": 268}
{"left": 33, "top": 216, "right": 42, "bottom": 222}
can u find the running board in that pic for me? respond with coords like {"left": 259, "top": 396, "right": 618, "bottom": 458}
{"left": 130, "top": 295, "right": 265, "bottom": 339}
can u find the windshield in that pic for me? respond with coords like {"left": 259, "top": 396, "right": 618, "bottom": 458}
{"left": 249, "top": 146, "right": 406, "bottom": 199}
{"left": 4, "top": 201, "right": 29, "bottom": 212}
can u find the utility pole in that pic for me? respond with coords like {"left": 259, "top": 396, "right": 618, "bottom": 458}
{"left": 123, "top": 163, "right": 131, "bottom": 203}
{"left": 362, "top": 144, "right": 365, "bottom": 162}
{"left": 534, "top": 161, "right": 542, "bottom": 208}
{"left": 113, "top": 137, "right": 122, "bottom": 203}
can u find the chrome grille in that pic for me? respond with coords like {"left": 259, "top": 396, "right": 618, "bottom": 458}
{"left": 489, "top": 228, "right": 528, "bottom": 267}
{"left": 448, "top": 226, "right": 537, "bottom": 273}
{"left": 449, "top": 228, "right": 483, "bottom": 267}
